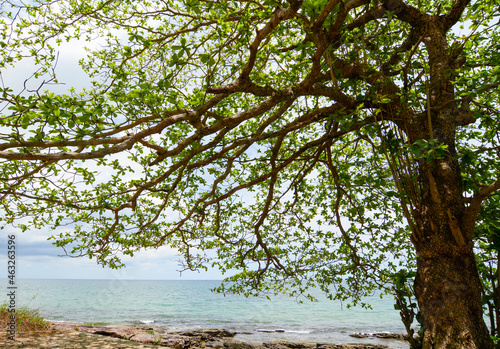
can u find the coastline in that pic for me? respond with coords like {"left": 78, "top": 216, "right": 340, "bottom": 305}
{"left": 0, "top": 321, "right": 410, "bottom": 349}
{"left": 8, "top": 279, "right": 408, "bottom": 347}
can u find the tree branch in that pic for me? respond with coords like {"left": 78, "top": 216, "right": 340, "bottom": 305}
{"left": 240, "top": 1, "right": 302, "bottom": 79}
{"left": 383, "top": 0, "right": 428, "bottom": 27}
{"left": 441, "top": 0, "right": 472, "bottom": 32}
{"left": 465, "top": 179, "right": 500, "bottom": 239}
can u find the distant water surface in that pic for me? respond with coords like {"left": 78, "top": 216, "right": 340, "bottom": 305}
{"left": 4, "top": 279, "right": 409, "bottom": 348}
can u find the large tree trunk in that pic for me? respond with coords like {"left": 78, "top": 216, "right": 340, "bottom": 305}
{"left": 414, "top": 245, "right": 492, "bottom": 348}
{"left": 402, "top": 18, "right": 495, "bottom": 348}
{"left": 406, "top": 125, "right": 494, "bottom": 347}
{"left": 408, "top": 142, "right": 493, "bottom": 348}
{"left": 409, "top": 152, "right": 494, "bottom": 347}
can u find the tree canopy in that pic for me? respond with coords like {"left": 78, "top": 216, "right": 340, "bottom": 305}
{"left": 1, "top": 0, "right": 500, "bottom": 347}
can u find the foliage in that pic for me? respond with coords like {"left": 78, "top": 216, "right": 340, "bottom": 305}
{"left": 391, "top": 269, "right": 422, "bottom": 348}
{"left": 0, "top": 303, "right": 50, "bottom": 333}
{"left": 474, "top": 193, "right": 500, "bottom": 341}
{"left": 0, "top": 1, "right": 499, "bottom": 341}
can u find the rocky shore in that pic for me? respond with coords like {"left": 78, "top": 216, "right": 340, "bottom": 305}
{"left": 0, "top": 322, "right": 408, "bottom": 349}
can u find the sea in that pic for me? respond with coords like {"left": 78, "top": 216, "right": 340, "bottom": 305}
{"left": 3, "top": 279, "right": 409, "bottom": 348}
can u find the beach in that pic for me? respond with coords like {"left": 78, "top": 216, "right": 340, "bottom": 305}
{"left": 2, "top": 280, "right": 410, "bottom": 348}
{"left": 0, "top": 321, "right": 408, "bottom": 349}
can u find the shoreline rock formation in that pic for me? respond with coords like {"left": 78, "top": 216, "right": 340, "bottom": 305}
{"left": 48, "top": 322, "right": 407, "bottom": 349}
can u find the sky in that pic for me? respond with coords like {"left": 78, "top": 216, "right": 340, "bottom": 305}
{"left": 0, "top": 228, "right": 223, "bottom": 280}
{"left": 0, "top": 26, "right": 226, "bottom": 281}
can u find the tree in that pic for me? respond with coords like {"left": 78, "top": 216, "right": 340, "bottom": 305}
{"left": 1, "top": 0, "right": 499, "bottom": 347}
{"left": 473, "top": 193, "right": 500, "bottom": 343}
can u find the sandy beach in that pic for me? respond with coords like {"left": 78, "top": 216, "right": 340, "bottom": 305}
{"left": 0, "top": 321, "right": 408, "bottom": 349}
{"left": 0, "top": 330, "right": 160, "bottom": 348}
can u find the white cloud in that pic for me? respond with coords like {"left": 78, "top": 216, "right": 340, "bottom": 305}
{"left": 0, "top": 230, "right": 225, "bottom": 280}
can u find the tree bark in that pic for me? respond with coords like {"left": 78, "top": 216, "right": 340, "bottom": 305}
{"left": 414, "top": 244, "right": 492, "bottom": 348}
{"left": 407, "top": 137, "right": 494, "bottom": 347}
{"left": 407, "top": 123, "right": 494, "bottom": 347}
{"left": 399, "top": 14, "right": 495, "bottom": 347}
{"left": 409, "top": 150, "right": 494, "bottom": 347}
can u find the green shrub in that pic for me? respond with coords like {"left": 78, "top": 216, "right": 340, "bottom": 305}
{"left": 0, "top": 303, "right": 51, "bottom": 333}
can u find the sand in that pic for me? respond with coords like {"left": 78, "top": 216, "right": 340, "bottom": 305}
{"left": 0, "top": 322, "right": 402, "bottom": 349}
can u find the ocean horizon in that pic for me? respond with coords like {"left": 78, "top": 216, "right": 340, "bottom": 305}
{"left": 2, "top": 279, "right": 409, "bottom": 348}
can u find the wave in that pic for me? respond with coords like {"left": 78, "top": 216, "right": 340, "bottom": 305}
{"left": 139, "top": 320, "right": 155, "bottom": 324}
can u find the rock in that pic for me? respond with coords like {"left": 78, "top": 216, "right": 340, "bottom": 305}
{"left": 310, "top": 345, "right": 388, "bottom": 349}
{"left": 348, "top": 333, "right": 368, "bottom": 338}
{"left": 226, "top": 341, "right": 258, "bottom": 349}
{"left": 47, "top": 322, "right": 395, "bottom": 349}
{"left": 72, "top": 324, "right": 200, "bottom": 348}
{"left": 82, "top": 324, "right": 137, "bottom": 339}
{"left": 257, "top": 329, "right": 286, "bottom": 333}
{"left": 341, "top": 345, "right": 388, "bottom": 349}
{"left": 372, "top": 333, "right": 406, "bottom": 340}
{"left": 179, "top": 329, "right": 237, "bottom": 338}
{"left": 205, "top": 329, "right": 237, "bottom": 338}
{"left": 160, "top": 334, "right": 196, "bottom": 349}
{"left": 276, "top": 341, "right": 315, "bottom": 349}
{"left": 348, "top": 332, "right": 406, "bottom": 341}
{"left": 263, "top": 342, "right": 316, "bottom": 349}
{"left": 263, "top": 343, "right": 291, "bottom": 349}
{"left": 129, "top": 332, "right": 159, "bottom": 343}
{"left": 205, "top": 340, "right": 225, "bottom": 348}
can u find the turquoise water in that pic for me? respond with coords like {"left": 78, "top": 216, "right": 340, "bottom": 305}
{"left": 3, "top": 279, "right": 409, "bottom": 348}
